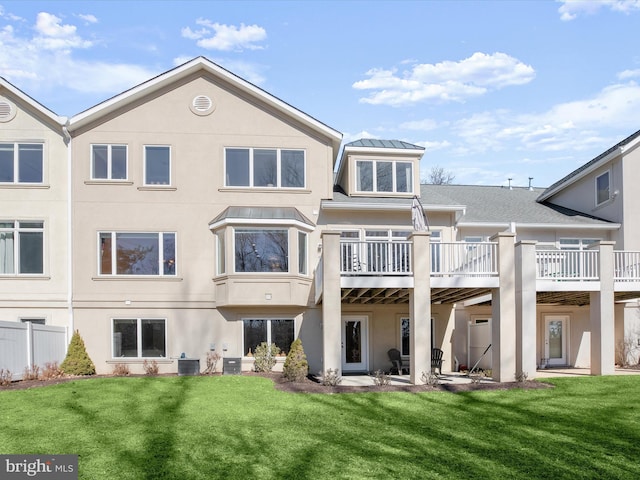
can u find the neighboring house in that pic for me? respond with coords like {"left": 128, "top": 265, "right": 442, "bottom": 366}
{"left": 3, "top": 57, "right": 640, "bottom": 382}
{"left": 0, "top": 78, "right": 70, "bottom": 328}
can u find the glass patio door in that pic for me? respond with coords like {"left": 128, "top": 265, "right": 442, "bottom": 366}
{"left": 342, "top": 316, "right": 368, "bottom": 372}
{"left": 544, "top": 315, "right": 568, "bottom": 366}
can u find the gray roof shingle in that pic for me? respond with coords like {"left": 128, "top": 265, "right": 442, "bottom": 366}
{"left": 345, "top": 139, "right": 424, "bottom": 150}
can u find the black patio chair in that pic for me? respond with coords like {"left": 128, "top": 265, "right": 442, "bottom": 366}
{"left": 387, "top": 348, "right": 409, "bottom": 375}
{"left": 431, "top": 348, "right": 444, "bottom": 375}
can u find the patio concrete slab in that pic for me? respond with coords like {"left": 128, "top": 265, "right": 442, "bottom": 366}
{"left": 337, "top": 372, "right": 495, "bottom": 387}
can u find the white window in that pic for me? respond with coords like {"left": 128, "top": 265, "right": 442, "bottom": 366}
{"left": 234, "top": 228, "right": 288, "bottom": 273}
{"left": 113, "top": 318, "right": 166, "bottom": 358}
{"left": 92, "top": 144, "right": 127, "bottom": 180}
{"left": 596, "top": 171, "right": 610, "bottom": 206}
{"left": 144, "top": 146, "right": 171, "bottom": 185}
{"left": 99, "top": 232, "right": 176, "bottom": 276}
{"left": 0, "top": 221, "right": 44, "bottom": 275}
{"left": 225, "top": 148, "right": 305, "bottom": 188}
{"left": 355, "top": 160, "right": 413, "bottom": 193}
{"left": 0, "top": 143, "right": 43, "bottom": 184}
{"left": 243, "top": 318, "right": 294, "bottom": 356}
{"left": 216, "top": 231, "right": 226, "bottom": 275}
{"left": 430, "top": 230, "right": 442, "bottom": 272}
{"left": 298, "top": 231, "right": 307, "bottom": 275}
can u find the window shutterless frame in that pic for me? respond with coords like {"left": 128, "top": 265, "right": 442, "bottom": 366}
{"left": 143, "top": 145, "right": 171, "bottom": 186}
{"left": 111, "top": 317, "right": 167, "bottom": 358}
{"left": 98, "top": 231, "right": 177, "bottom": 276}
{"left": 595, "top": 170, "right": 611, "bottom": 206}
{"left": 355, "top": 159, "right": 413, "bottom": 194}
{"left": 90, "top": 144, "right": 128, "bottom": 180}
{"left": 0, "top": 142, "right": 44, "bottom": 184}
{"left": 224, "top": 147, "right": 306, "bottom": 189}
{"left": 0, "top": 220, "right": 45, "bottom": 275}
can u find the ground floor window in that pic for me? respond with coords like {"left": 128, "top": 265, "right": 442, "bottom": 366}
{"left": 20, "top": 318, "right": 45, "bottom": 325}
{"left": 112, "top": 318, "right": 166, "bottom": 358}
{"left": 399, "top": 316, "right": 436, "bottom": 355}
{"left": 243, "top": 318, "right": 294, "bottom": 356}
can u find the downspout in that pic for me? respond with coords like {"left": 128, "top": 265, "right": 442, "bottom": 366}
{"left": 62, "top": 121, "right": 73, "bottom": 344}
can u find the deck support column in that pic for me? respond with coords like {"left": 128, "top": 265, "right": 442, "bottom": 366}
{"left": 321, "top": 231, "right": 342, "bottom": 374}
{"left": 409, "top": 231, "right": 431, "bottom": 385}
{"left": 491, "top": 232, "right": 517, "bottom": 382}
{"left": 516, "top": 240, "right": 538, "bottom": 379}
{"left": 590, "top": 241, "right": 615, "bottom": 375}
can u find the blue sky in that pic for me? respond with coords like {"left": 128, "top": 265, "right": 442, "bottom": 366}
{"left": 2, "top": 1, "right": 640, "bottom": 187}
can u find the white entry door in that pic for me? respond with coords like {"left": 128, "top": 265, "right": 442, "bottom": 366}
{"left": 342, "top": 315, "right": 368, "bottom": 372}
{"left": 545, "top": 315, "right": 568, "bottom": 366}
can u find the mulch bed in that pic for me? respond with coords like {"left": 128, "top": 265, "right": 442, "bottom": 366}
{"left": 1, "top": 371, "right": 554, "bottom": 394}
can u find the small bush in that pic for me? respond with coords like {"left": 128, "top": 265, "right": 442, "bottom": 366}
{"left": 372, "top": 370, "right": 390, "bottom": 386}
{"left": 143, "top": 359, "right": 159, "bottom": 375}
{"left": 515, "top": 371, "right": 529, "bottom": 383}
{"left": 203, "top": 351, "right": 222, "bottom": 374}
{"left": 282, "top": 339, "right": 308, "bottom": 382}
{"left": 253, "top": 342, "right": 280, "bottom": 372}
{"left": 41, "top": 362, "right": 65, "bottom": 380}
{"left": 320, "top": 368, "right": 342, "bottom": 386}
{"left": 23, "top": 365, "right": 40, "bottom": 381}
{"left": 61, "top": 330, "right": 96, "bottom": 375}
{"left": 0, "top": 369, "right": 12, "bottom": 386}
{"left": 421, "top": 371, "right": 440, "bottom": 386}
{"left": 112, "top": 363, "right": 130, "bottom": 376}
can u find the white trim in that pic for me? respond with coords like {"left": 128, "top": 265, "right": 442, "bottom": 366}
{"left": 241, "top": 317, "right": 295, "bottom": 357}
{"left": 342, "top": 145, "right": 424, "bottom": 156}
{"left": 90, "top": 144, "right": 128, "bottom": 181}
{"left": 458, "top": 221, "right": 619, "bottom": 230}
{"left": 97, "top": 231, "right": 177, "bottom": 277}
{"left": 143, "top": 145, "right": 172, "bottom": 186}
{"left": 595, "top": 169, "right": 611, "bottom": 207}
{"left": 341, "top": 315, "right": 369, "bottom": 372}
{"left": 111, "top": 317, "right": 168, "bottom": 359}
{"left": 321, "top": 200, "right": 466, "bottom": 214}
{"left": 0, "top": 77, "right": 66, "bottom": 125}
{"left": 543, "top": 314, "right": 570, "bottom": 366}
{"left": 209, "top": 217, "right": 314, "bottom": 232}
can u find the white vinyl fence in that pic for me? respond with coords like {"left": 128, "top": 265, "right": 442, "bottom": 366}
{"left": 0, "top": 321, "right": 68, "bottom": 381}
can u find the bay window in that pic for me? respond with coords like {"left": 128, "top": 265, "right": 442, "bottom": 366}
{"left": 234, "top": 228, "right": 288, "bottom": 272}
{"left": 99, "top": 232, "right": 176, "bottom": 276}
{"left": 225, "top": 147, "right": 305, "bottom": 188}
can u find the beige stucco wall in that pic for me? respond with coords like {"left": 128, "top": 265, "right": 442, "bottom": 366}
{"left": 0, "top": 91, "right": 69, "bottom": 327}
{"left": 68, "top": 72, "right": 336, "bottom": 372}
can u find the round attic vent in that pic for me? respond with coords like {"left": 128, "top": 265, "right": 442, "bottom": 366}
{"left": 190, "top": 95, "right": 215, "bottom": 116}
{"left": 0, "top": 98, "right": 16, "bottom": 122}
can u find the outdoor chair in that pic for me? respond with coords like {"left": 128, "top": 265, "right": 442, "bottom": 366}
{"left": 387, "top": 348, "right": 409, "bottom": 375}
{"left": 431, "top": 348, "right": 444, "bottom": 375}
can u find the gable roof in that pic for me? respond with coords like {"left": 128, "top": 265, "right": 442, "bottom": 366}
{"left": 0, "top": 77, "right": 66, "bottom": 127}
{"left": 67, "top": 56, "right": 342, "bottom": 151}
{"left": 537, "top": 128, "right": 640, "bottom": 202}
{"left": 335, "top": 138, "right": 425, "bottom": 179}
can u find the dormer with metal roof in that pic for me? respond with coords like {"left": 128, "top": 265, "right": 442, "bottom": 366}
{"left": 334, "top": 138, "right": 425, "bottom": 198}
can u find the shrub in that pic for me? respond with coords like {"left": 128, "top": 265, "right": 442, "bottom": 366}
{"left": 253, "top": 342, "right": 280, "bottom": 372}
{"left": 282, "top": 338, "right": 308, "bottom": 382}
{"left": 515, "top": 371, "right": 529, "bottom": 383}
{"left": 421, "top": 371, "right": 440, "bottom": 386}
{"left": 60, "top": 330, "right": 96, "bottom": 375}
{"left": 112, "top": 363, "right": 130, "bottom": 376}
{"left": 204, "top": 351, "right": 222, "bottom": 374}
{"left": 373, "top": 370, "right": 390, "bottom": 386}
{"left": 320, "top": 368, "right": 342, "bottom": 386}
{"left": 143, "top": 359, "right": 159, "bottom": 375}
{"left": 0, "top": 369, "right": 12, "bottom": 386}
{"left": 41, "top": 362, "right": 65, "bottom": 380}
{"left": 22, "top": 365, "right": 40, "bottom": 381}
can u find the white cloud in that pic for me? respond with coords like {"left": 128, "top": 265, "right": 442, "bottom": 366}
{"left": 182, "top": 19, "right": 266, "bottom": 51}
{"left": 0, "top": 5, "right": 24, "bottom": 22}
{"left": 33, "top": 12, "right": 92, "bottom": 50}
{"left": 400, "top": 119, "right": 440, "bottom": 131}
{"left": 618, "top": 69, "right": 640, "bottom": 79}
{"left": 558, "top": 0, "right": 640, "bottom": 21}
{"left": 77, "top": 14, "right": 98, "bottom": 24}
{"left": 416, "top": 140, "right": 451, "bottom": 151}
{"left": 353, "top": 52, "right": 535, "bottom": 106}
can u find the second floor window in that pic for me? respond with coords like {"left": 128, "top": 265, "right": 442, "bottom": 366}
{"left": 235, "top": 228, "right": 288, "bottom": 273}
{"left": 596, "top": 171, "right": 610, "bottom": 206}
{"left": 99, "top": 232, "right": 176, "bottom": 276}
{"left": 144, "top": 146, "right": 171, "bottom": 185}
{"left": 92, "top": 145, "right": 127, "bottom": 180}
{"left": 225, "top": 148, "right": 305, "bottom": 188}
{"left": 0, "top": 221, "right": 44, "bottom": 275}
{"left": 0, "top": 143, "right": 43, "bottom": 184}
{"left": 356, "top": 160, "right": 412, "bottom": 194}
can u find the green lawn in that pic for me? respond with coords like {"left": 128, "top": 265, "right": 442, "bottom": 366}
{"left": 1, "top": 375, "right": 639, "bottom": 479}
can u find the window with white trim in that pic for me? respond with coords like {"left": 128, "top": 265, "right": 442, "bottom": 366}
{"left": 596, "top": 171, "right": 610, "bottom": 206}
{"left": 243, "top": 318, "right": 294, "bottom": 356}
{"left": 216, "top": 231, "right": 226, "bottom": 275}
{"left": 144, "top": 145, "right": 171, "bottom": 185}
{"left": 0, "top": 221, "right": 44, "bottom": 275}
{"left": 399, "top": 316, "right": 435, "bottom": 355}
{"left": 355, "top": 160, "right": 413, "bottom": 193}
{"left": 99, "top": 232, "right": 176, "bottom": 276}
{"left": 112, "top": 318, "right": 166, "bottom": 358}
{"left": 91, "top": 144, "right": 127, "bottom": 180}
{"left": 0, "top": 143, "right": 43, "bottom": 184}
{"left": 225, "top": 147, "right": 305, "bottom": 188}
{"left": 298, "top": 231, "right": 307, "bottom": 275}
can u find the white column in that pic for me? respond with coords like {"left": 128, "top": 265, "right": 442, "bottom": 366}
{"left": 409, "top": 231, "right": 431, "bottom": 385}
{"left": 515, "top": 240, "right": 538, "bottom": 379}
{"left": 491, "top": 231, "right": 517, "bottom": 382}
{"left": 590, "top": 241, "right": 615, "bottom": 375}
{"left": 321, "top": 231, "right": 342, "bottom": 374}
